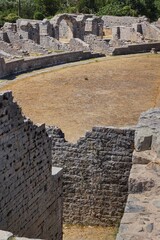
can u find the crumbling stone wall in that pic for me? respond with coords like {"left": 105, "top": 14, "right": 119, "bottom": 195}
{"left": 116, "top": 108, "right": 160, "bottom": 240}
{"left": 47, "top": 126, "right": 134, "bottom": 226}
{"left": 0, "top": 91, "right": 63, "bottom": 240}
{"left": 1, "top": 14, "right": 160, "bottom": 56}
{"left": 51, "top": 14, "right": 79, "bottom": 40}
{"left": 102, "top": 15, "right": 147, "bottom": 28}
{"left": 84, "top": 34, "right": 110, "bottom": 54}
{"left": 112, "top": 25, "right": 143, "bottom": 43}
{"left": 69, "top": 38, "right": 90, "bottom": 51}
{"left": 2, "top": 22, "right": 48, "bottom": 56}
{"left": 141, "top": 22, "right": 160, "bottom": 41}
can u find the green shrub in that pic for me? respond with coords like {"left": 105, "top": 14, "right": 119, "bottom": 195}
{"left": 4, "top": 13, "right": 19, "bottom": 23}
{"left": 34, "top": 11, "right": 45, "bottom": 20}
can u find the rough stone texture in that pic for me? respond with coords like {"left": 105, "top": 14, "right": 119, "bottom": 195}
{"left": 1, "top": 15, "right": 160, "bottom": 56}
{"left": 68, "top": 38, "right": 90, "bottom": 52}
{"left": 141, "top": 22, "right": 160, "bottom": 41}
{"left": 116, "top": 108, "right": 160, "bottom": 240}
{"left": 112, "top": 26, "right": 143, "bottom": 43}
{"left": 112, "top": 42, "right": 160, "bottom": 55}
{"left": 0, "top": 51, "right": 104, "bottom": 79}
{"left": 102, "top": 16, "right": 147, "bottom": 28}
{"left": 0, "top": 91, "right": 63, "bottom": 240}
{"left": 84, "top": 34, "right": 110, "bottom": 53}
{"left": 112, "top": 21, "right": 160, "bottom": 43}
{"left": 47, "top": 126, "right": 135, "bottom": 226}
{"left": 135, "top": 108, "right": 160, "bottom": 157}
{"left": 2, "top": 24, "right": 48, "bottom": 56}
{"left": 51, "top": 14, "right": 79, "bottom": 40}
{"left": 39, "top": 36, "right": 63, "bottom": 51}
{"left": 0, "top": 40, "right": 24, "bottom": 59}
{"left": 39, "top": 19, "right": 53, "bottom": 37}
{"left": 84, "top": 17, "right": 103, "bottom": 37}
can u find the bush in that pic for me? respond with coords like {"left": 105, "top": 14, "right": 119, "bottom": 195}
{"left": 34, "top": 11, "right": 45, "bottom": 20}
{"left": 4, "top": 13, "right": 19, "bottom": 23}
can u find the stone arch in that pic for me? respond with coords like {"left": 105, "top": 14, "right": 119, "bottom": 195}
{"left": 50, "top": 14, "right": 78, "bottom": 41}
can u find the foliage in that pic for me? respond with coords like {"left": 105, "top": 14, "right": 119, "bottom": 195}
{"left": 34, "top": 11, "right": 45, "bottom": 20}
{"left": 155, "top": 0, "right": 160, "bottom": 17}
{"left": 0, "top": 0, "right": 160, "bottom": 26}
{"left": 4, "top": 13, "right": 19, "bottom": 22}
{"left": 34, "top": 0, "right": 60, "bottom": 16}
{"left": 98, "top": 0, "right": 158, "bottom": 20}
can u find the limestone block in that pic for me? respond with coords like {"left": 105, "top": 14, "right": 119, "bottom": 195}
{"left": 0, "top": 230, "right": 13, "bottom": 240}
{"left": 135, "top": 128, "right": 153, "bottom": 151}
{"left": 135, "top": 108, "right": 160, "bottom": 157}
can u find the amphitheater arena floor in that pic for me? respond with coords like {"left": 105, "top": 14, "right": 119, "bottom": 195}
{"left": 0, "top": 53, "right": 160, "bottom": 143}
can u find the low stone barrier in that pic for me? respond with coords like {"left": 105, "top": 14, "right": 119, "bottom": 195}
{"left": 0, "top": 51, "right": 104, "bottom": 79}
{"left": 112, "top": 42, "right": 160, "bottom": 55}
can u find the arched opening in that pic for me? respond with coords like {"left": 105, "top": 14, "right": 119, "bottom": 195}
{"left": 59, "top": 19, "right": 74, "bottom": 43}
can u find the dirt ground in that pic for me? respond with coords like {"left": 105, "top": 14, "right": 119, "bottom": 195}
{"left": 63, "top": 225, "right": 117, "bottom": 240}
{"left": 0, "top": 54, "right": 160, "bottom": 142}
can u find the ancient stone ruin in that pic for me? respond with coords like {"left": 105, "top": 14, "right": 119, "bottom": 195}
{"left": 47, "top": 126, "right": 134, "bottom": 226}
{"left": 0, "top": 13, "right": 160, "bottom": 240}
{"left": 0, "top": 91, "right": 63, "bottom": 240}
{"left": 0, "top": 89, "right": 159, "bottom": 239}
{"left": 117, "top": 108, "right": 160, "bottom": 239}
{"left": 0, "top": 14, "right": 160, "bottom": 59}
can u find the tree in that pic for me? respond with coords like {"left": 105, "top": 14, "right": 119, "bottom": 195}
{"left": 98, "top": 0, "right": 158, "bottom": 20}
{"left": 34, "top": 0, "right": 60, "bottom": 16}
{"left": 155, "top": 0, "right": 160, "bottom": 18}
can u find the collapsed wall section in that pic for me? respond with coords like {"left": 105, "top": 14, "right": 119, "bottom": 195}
{"left": 47, "top": 126, "right": 135, "bottom": 226}
{"left": 0, "top": 91, "right": 63, "bottom": 240}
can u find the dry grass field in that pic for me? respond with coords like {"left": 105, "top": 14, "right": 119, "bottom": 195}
{"left": 0, "top": 54, "right": 160, "bottom": 143}
{"left": 0, "top": 53, "right": 160, "bottom": 239}
{"left": 63, "top": 225, "right": 117, "bottom": 240}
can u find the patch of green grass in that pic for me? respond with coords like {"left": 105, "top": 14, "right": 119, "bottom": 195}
{"left": 8, "top": 236, "right": 16, "bottom": 240}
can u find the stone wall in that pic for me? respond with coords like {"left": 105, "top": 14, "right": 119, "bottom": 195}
{"left": 116, "top": 108, "right": 160, "bottom": 240}
{"left": 39, "top": 36, "right": 63, "bottom": 51}
{"left": 0, "top": 91, "right": 63, "bottom": 240}
{"left": 84, "top": 34, "right": 110, "bottom": 54}
{"left": 0, "top": 40, "right": 24, "bottom": 59}
{"left": 102, "top": 15, "right": 147, "bottom": 28}
{"left": 0, "top": 51, "right": 104, "bottom": 79}
{"left": 47, "top": 126, "right": 135, "bottom": 226}
{"left": 2, "top": 23, "right": 48, "bottom": 56}
{"left": 141, "top": 22, "right": 160, "bottom": 41}
{"left": 69, "top": 38, "right": 90, "bottom": 52}
{"left": 112, "top": 42, "right": 160, "bottom": 55}
{"left": 112, "top": 26, "right": 143, "bottom": 43}
{"left": 1, "top": 15, "right": 160, "bottom": 56}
